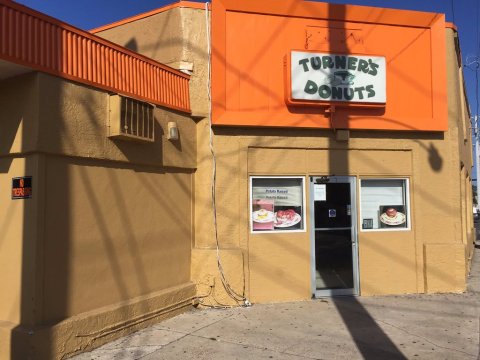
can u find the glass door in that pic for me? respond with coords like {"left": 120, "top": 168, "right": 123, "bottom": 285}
{"left": 310, "top": 176, "right": 359, "bottom": 296}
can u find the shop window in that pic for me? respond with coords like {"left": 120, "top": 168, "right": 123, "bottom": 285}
{"left": 250, "top": 177, "right": 305, "bottom": 233}
{"left": 360, "top": 179, "right": 410, "bottom": 231}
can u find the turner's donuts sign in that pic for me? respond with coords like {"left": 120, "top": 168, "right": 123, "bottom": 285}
{"left": 290, "top": 51, "right": 386, "bottom": 104}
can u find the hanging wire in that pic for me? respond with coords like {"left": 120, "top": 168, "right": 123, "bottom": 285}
{"left": 204, "top": 1, "right": 251, "bottom": 308}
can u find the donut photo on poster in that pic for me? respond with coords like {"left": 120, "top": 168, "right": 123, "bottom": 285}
{"left": 379, "top": 205, "right": 406, "bottom": 228}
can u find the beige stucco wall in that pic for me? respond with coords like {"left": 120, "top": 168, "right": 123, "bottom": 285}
{"left": 190, "top": 28, "right": 474, "bottom": 304}
{"left": 0, "top": 73, "right": 39, "bottom": 155}
{"left": 0, "top": 156, "right": 39, "bottom": 325}
{"left": 96, "top": 7, "right": 209, "bottom": 118}
{"left": 36, "top": 73, "right": 196, "bottom": 169}
{"left": 0, "top": 73, "right": 40, "bottom": 328}
{"left": 42, "top": 157, "right": 193, "bottom": 322}
{"left": 192, "top": 129, "right": 466, "bottom": 304}
{"left": 35, "top": 71, "right": 198, "bottom": 322}
{"left": 0, "top": 72, "right": 197, "bottom": 359}
{"left": 95, "top": 6, "right": 474, "bottom": 306}
{"left": 445, "top": 28, "right": 475, "bottom": 278}
{"left": 97, "top": 7, "right": 475, "bottom": 305}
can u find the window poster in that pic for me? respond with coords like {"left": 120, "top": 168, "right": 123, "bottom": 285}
{"left": 360, "top": 179, "right": 408, "bottom": 230}
{"left": 251, "top": 178, "right": 304, "bottom": 232}
{"left": 379, "top": 205, "right": 406, "bottom": 228}
{"left": 313, "top": 184, "right": 326, "bottom": 201}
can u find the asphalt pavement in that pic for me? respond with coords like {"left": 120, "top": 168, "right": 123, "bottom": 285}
{"left": 71, "top": 238, "right": 480, "bottom": 360}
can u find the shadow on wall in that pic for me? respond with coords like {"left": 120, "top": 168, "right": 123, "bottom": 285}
{"left": 204, "top": 0, "right": 452, "bottom": 306}
{"left": 324, "top": 3, "right": 406, "bottom": 359}
{"left": 207, "top": 1, "right": 419, "bottom": 356}
{"left": 476, "top": 222, "right": 480, "bottom": 243}
{"left": 0, "top": 73, "right": 37, "bottom": 173}
{"left": 111, "top": 109, "right": 186, "bottom": 161}
{"left": 208, "top": 8, "right": 460, "bottom": 360}
{"left": 0, "top": 157, "right": 13, "bottom": 174}
{"left": 112, "top": 1, "right": 446, "bottom": 172}
{"left": 124, "top": 38, "right": 138, "bottom": 53}
{"left": 9, "top": 69, "right": 194, "bottom": 358}
{"left": 419, "top": 142, "right": 443, "bottom": 172}
{"left": 427, "top": 143, "right": 442, "bottom": 171}
{"left": 110, "top": 117, "right": 164, "bottom": 165}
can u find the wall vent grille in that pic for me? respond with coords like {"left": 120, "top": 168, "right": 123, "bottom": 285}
{"left": 109, "top": 94, "right": 155, "bottom": 142}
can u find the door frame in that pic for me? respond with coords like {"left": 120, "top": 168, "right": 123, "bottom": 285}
{"left": 309, "top": 176, "right": 360, "bottom": 297}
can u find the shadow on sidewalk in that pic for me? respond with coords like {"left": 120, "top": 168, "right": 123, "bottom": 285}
{"left": 332, "top": 297, "right": 407, "bottom": 359}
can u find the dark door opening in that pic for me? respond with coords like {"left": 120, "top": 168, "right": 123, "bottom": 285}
{"left": 310, "top": 176, "right": 359, "bottom": 296}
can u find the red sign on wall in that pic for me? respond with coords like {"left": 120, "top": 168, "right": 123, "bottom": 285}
{"left": 12, "top": 176, "right": 32, "bottom": 199}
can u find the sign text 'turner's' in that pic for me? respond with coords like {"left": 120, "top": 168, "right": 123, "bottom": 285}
{"left": 291, "top": 51, "right": 386, "bottom": 104}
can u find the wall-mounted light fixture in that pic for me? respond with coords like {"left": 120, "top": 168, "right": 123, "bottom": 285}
{"left": 167, "top": 122, "right": 179, "bottom": 141}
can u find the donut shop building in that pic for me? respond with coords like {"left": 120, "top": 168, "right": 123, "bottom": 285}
{"left": 170, "top": 0, "right": 473, "bottom": 302}
{"left": 0, "top": 0, "right": 476, "bottom": 358}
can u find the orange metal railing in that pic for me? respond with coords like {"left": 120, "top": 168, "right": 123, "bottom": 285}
{"left": 0, "top": 0, "right": 190, "bottom": 113}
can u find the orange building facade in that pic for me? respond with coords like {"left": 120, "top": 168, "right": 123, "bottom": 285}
{"left": 0, "top": 0, "right": 476, "bottom": 358}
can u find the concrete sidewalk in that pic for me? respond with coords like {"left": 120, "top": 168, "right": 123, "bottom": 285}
{"left": 72, "top": 242, "right": 480, "bottom": 360}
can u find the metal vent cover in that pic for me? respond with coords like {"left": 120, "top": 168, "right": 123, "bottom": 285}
{"left": 108, "top": 94, "right": 155, "bottom": 142}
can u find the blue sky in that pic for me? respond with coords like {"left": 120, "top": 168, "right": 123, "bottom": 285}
{"left": 15, "top": 0, "right": 480, "bottom": 128}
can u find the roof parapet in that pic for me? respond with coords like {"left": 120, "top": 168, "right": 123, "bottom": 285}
{"left": 90, "top": 1, "right": 207, "bottom": 34}
{"left": 0, "top": 0, "right": 191, "bottom": 113}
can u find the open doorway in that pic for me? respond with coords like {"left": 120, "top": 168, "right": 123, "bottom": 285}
{"left": 310, "top": 176, "right": 359, "bottom": 296}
